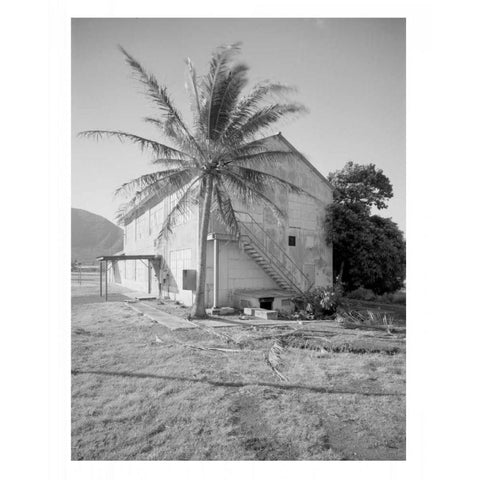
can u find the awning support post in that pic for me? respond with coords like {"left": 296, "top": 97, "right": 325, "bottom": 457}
{"left": 148, "top": 260, "right": 151, "bottom": 294}
{"left": 105, "top": 260, "right": 108, "bottom": 302}
{"left": 99, "top": 261, "right": 103, "bottom": 297}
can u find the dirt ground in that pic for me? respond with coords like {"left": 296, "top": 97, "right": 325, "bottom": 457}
{"left": 71, "top": 284, "right": 406, "bottom": 461}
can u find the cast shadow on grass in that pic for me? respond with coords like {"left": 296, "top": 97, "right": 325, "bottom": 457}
{"left": 71, "top": 369, "right": 405, "bottom": 397}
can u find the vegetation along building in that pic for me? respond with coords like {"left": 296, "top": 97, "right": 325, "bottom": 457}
{"left": 106, "top": 133, "right": 334, "bottom": 312}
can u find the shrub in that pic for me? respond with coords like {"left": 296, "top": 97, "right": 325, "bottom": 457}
{"left": 346, "top": 287, "right": 376, "bottom": 301}
{"left": 349, "top": 288, "right": 406, "bottom": 305}
{"left": 293, "top": 281, "right": 344, "bottom": 318}
{"left": 390, "top": 290, "right": 406, "bottom": 304}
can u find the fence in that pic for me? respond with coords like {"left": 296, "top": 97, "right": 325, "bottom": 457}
{"left": 71, "top": 266, "right": 100, "bottom": 286}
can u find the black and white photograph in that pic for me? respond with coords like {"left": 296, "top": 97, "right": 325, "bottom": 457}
{"left": 70, "top": 17, "right": 406, "bottom": 461}
{"left": 7, "top": 0, "right": 480, "bottom": 478}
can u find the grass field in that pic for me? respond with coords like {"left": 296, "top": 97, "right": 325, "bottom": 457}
{"left": 71, "top": 285, "right": 406, "bottom": 461}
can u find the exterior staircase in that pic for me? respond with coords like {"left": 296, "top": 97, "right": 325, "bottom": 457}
{"left": 240, "top": 239, "right": 295, "bottom": 292}
{"left": 236, "top": 212, "right": 312, "bottom": 296}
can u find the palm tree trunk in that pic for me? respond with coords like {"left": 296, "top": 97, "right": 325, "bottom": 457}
{"left": 192, "top": 175, "right": 213, "bottom": 318}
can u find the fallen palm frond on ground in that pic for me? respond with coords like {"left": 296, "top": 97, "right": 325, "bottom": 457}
{"left": 153, "top": 311, "right": 403, "bottom": 383}
{"left": 264, "top": 340, "right": 289, "bottom": 382}
{"left": 177, "top": 342, "right": 243, "bottom": 353}
{"left": 261, "top": 324, "right": 402, "bottom": 380}
{"left": 256, "top": 328, "right": 335, "bottom": 342}
{"left": 263, "top": 329, "right": 333, "bottom": 382}
{"left": 382, "top": 313, "right": 395, "bottom": 335}
{"left": 188, "top": 320, "right": 241, "bottom": 345}
{"left": 336, "top": 309, "right": 399, "bottom": 334}
{"left": 153, "top": 334, "right": 244, "bottom": 354}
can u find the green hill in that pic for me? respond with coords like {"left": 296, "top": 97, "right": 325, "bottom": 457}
{"left": 71, "top": 208, "right": 123, "bottom": 265}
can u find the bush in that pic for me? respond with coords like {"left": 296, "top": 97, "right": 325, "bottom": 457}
{"left": 346, "top": 287, "right": 406, "bottom": 305}
{"left": 293, "top": 281, "right": 344, "bottom": 318}
{"left": 346, "top": 287, "right": 376, "bottom": 301}
{"left": 388, "top": 290, "right": 406, "bottom": 304}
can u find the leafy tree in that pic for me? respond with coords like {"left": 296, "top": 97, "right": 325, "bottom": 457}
{"left": 326, "top": 162, "right": 405, "bottom": 294}
{"left": 328, "top": 161, "right": 393, "bottom": 211}
{"left": 80, "top": 43, "right": 313, "bottom": 317}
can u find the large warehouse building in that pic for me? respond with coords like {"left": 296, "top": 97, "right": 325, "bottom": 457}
{"left": 102, "top": 133, "right": 334, "bottom": 312}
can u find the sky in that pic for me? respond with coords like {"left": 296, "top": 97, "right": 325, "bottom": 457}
{"left": 72, "top": 18, "right": 405, "bottom": 233}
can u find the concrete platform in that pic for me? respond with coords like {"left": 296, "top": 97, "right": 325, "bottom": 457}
{"left": 205, "top": 306, "right": 236, "bottom": 316}
{"left": 122, "top": 290, "right": 158, "bottom": 301}
{"left": 126, "top": 301, "right": 197, "bottom": 330}
{"left": 243, "top": 307, "right": 278, "bottom": 320}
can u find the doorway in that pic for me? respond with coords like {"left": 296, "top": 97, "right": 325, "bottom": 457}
{"left": 259, "top": 297, "right": 274, "bottom": 310}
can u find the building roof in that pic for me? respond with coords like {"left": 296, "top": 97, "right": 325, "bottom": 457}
{"left": 274, "top": 133, "right": 334, "bottom": 192}
{"left": 119, "top": 133, "right": 334, "bottom": 224}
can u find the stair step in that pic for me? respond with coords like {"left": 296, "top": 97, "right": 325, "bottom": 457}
{"left": 241, "top": 236, "right": 300, "bottom": 292}
{"left": 252, "top": 257, "right": 267, "bottom": 264}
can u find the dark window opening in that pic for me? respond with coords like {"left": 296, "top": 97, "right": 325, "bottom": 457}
{"left": 259, "top": 297, "right": 274, "bottom": 310}
{"left": 288, "top": 235, "right": 296, "bottom": 246}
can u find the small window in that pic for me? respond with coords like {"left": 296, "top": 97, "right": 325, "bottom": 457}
{"left": 288, "top": 235, "right": 296, "bottom": 246}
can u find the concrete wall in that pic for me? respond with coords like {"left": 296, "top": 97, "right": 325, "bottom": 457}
{"left": 248, "top": 135, "right": 333, "bottom": 288}
{"left": 155, "top": 215, "right": 198, "bottom": 306}
{"left": 116, "top": 192, "right": 199, "bottom": 306}
{"left": 209, "top": 135, "right": 333, "bottom": 299}
{"left": 204, "top": 240, "right": 278, "bottom": 307}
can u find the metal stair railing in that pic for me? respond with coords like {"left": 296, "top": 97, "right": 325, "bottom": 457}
{"left": 235, "top": 210, "right": 312, "bottom": 294}
{"left": 239, "top": 228, "right": 300, "bottom": 293}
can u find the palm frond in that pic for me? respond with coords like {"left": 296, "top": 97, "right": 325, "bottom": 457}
{"left": 119, "top": 47, "right": 204, "bottom": 161}
{"left": 115, "top": 170, "right": 195, "bottom": 223}
{"left": 209, "top": 62, "right": 249, "bottom": 140}
{"left": 228, "top": 103, "right": 307, "bottom": 143}
{"left": 220, "top": 168, "right": 285, "bottom": 220}
{"left": 222, "top": 82, "right": 297, "bottom": 143}
{"left": 156, "top": 177, "right": 203, "bottom": 240}
{"left": 114, "top": 203, "right": 130, "bottom": 224}
{"left": 149, "top": 156, "right": 192, "bottom": 169}
{"left": 231, "top": 166, "right": 320, "bottom": 200}
{"left": 265, "top": 340, "right": 289, "bottom": 382}
{"left": 225, "top": 149, "right": 298, "bottom": 168}
{"left": 141, "top": 115, "right": 200, "bottom": 161}
{"left": 228, "top": 138, "right": 272, "bottom": 155}
{"left": 78, "top": 130, "right": 192, "bottom": 160}
{"left": 114, "top": 168, "right": 192, "bottom": 198}
{"left": 212, "top": 178, "right": 240, "bottom": 237}
{"left": 201, "top": 42, "right": 243, "bottom": 139}
{"left": 185, "top": 57, "right": 203, "bottom": 135}
{"left": 119, "top": 46, "right": 175, "bottom": 114}
{"left": 115, "top": 172, "right": 192, "bottom": 224}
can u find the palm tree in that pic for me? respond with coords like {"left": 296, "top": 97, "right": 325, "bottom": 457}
{"left": 80, "top": 43, "right": 315, "bottom": 318}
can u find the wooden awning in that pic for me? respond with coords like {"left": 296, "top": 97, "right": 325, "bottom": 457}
{"left": 97, "top": 254, "right": 161, "bottom": 301}
{"left": 96, "top": 254, "right": 158, "bottom": 261}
